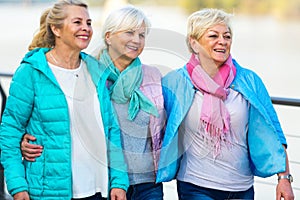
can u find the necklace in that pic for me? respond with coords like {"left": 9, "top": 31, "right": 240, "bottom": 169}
{"left": 49, "top": 51, "right": 59, "bottom": 66}
{"left": 49, "top": 50, "right": 81, "bottom": 72}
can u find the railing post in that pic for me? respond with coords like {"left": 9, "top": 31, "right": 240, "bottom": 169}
{"left": 0, "top": 82, "right": 6, "bottom": 198}
{"left": 0, "top": 82, "right": 12, "bottom": 199}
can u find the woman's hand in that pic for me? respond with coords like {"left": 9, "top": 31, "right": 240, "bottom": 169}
{"left": 21, "top": 134, "right": 43, "bottom": 162}
{"left": 276, "top": 179, "right": 294, "bottom": 200}
{"left": 110, "top": 188, "right": 126, "bottom": 200}
{"left": 13, "top": 191, "right": 30, "bottom": 200}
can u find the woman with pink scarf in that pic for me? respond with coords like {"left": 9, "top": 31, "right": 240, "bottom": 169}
{"left": 157, "top": 8, "right": 294, "bottom": 200}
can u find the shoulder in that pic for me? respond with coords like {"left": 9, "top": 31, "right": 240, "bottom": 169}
{"left": 142, "top": 64, "right": 162, "bottom": 76}
{"left": 142, "top": 64, "right": 163, "bottom": 82}
{"left": 80, "top": 52, "right": 100, "bottom": 65}
{"left": 233, "top": 59, "right": 264, "bottom": 84}
{"left": 162, "top": 66, "right": 191, "bottom": 87}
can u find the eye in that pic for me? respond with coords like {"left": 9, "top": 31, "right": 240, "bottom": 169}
{"left": 87, "top": 20, "right": 92, "bottom": 26}
{"left": 224, "top": 34, "right": 232, "bottom": 40}
{"left": 74, "top": 20, "right": 81, "bottom": 24}
{"left": 125, "top": 30, "right": 134, "bottom": 35}
{"left": 208, "top": 34, "right": 218, "bottom": 38}
{"left": 139, "top": 33, "right": 145, "bottom": 38}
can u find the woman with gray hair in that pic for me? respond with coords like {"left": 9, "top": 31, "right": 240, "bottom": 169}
{"left": 158, "top": 8, "right": 294, "bottom": 200}
{"left": 95, "top": 5, "right": 166, "bottom": 200}
{"left": 1, "top": 0, "right": 128, "bottom": 199}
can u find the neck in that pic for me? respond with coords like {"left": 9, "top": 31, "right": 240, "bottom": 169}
{"left": 49, "top": 48, "right": 81, "bottom": 69}
{"left": 108, "top": 50, "right": 132, "bottom": 72}
{"left": 198, "top": 56, "right": 220, "bottom": 78}
{"left": 113, "top": 59, "right": 131, "bottom": 72}
{"left": 201, "top": 64, "right": 219, "bottom": 78}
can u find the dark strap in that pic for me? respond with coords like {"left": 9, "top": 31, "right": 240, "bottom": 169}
{"left": 0, "top": 83, "right": 6, "bottom": 192}
{"left": 0, "top": 82, "right": 6, "bottom": 117}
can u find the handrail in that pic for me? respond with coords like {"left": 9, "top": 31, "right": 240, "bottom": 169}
{"left": 0, "top": 72, "right": 13, "bottom": 78}
{"left": 1, "top": 72, "right": 300, "bottom": 107}
{"left": 0, "top": 72, "right": 300, "bottom": 199}
{"left": 0, "top": 72, "right": 13, "bottom": 199}
{"left": 0, "top": 73, "right": 11, "bottom": 199}
{"left": 272, "top": 96, "right": 300, "bottom": 107}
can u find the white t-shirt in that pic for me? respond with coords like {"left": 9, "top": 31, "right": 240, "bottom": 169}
{"left": 177, "top": 89, "right": 254, "bottom": 191}
{"left": 49, "top": 62, "right": 108, "bottom": 198}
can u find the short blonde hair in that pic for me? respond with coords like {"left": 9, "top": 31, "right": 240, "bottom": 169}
{"left": 186, "top": 8, "right": 233, "bottom": 53}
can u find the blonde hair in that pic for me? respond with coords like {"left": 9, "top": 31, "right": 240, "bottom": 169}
{"left": 94, "top": 5, "right": 150, "bottom": 59}
{"left": 186, "top": 8, "right": 233, "bottom": 53}
{"left": 28, "top": 0, "right": 88, "bottom": 51}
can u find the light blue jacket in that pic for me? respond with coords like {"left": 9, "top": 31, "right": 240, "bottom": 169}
{"left": 156, "top": 59, "right": 287, "bottom": 183}
{"left": 0, "top": 48, "right": 129, "bottom": 199}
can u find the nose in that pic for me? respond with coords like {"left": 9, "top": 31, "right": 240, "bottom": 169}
{"left": 82, "top": 24, "right": 91, "bottom": 32}
{"left": 132, "top": 33, "right": 141, "bottom": 43}
{"left": 218, "top": 36, "right": 226, "bottom": 45}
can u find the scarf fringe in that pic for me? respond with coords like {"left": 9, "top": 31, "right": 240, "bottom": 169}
{"left": 200, "top": 120, "right": 231, "bottom": 158}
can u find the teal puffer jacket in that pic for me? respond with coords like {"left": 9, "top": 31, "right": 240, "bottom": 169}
{"left": 0, "top": 48, "right": 129, "bottom": 199}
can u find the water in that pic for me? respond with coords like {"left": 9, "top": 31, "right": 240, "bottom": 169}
{"left": 0, "top": 3, "right": 299, "bottom": 200}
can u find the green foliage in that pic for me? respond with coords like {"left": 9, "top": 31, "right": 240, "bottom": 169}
{"left": 129, "top": 0, "right": 177, "bottom": 5}
{"left": 85, "top": 0, "right": 105, "bottom": 6}
{"left": 178, "top": 0, "right": 239, "bottom": 13}
{"left": 177, "top": 0, "right": 300, "bottom": 19}
{"left": 94, "top": 0, "right": 300, "bottom": 19}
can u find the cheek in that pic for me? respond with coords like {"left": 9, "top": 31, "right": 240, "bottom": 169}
{"left": 200, "top": 44, "right": 212, "bottom": 53}
{"left": 226, "top": 43, "right": 232, "bottom": 52}
{"left": 140, "top": 40, "right": 145, "bottom": 49}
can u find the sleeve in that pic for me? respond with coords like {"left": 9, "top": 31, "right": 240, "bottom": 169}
{"left": 253, "top": 73, "right": 287, "bottom": 146}
{"left": 108, "top": 110, "right": 129, "bottom": 191}
{"left": 0, "top": 65, "right": 35, "bottom": 196}
{"left": 102, "top": 84, "right": 129, "bottom": 191}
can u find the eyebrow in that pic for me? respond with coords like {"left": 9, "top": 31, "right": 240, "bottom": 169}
{"left": 71, "top": 17, "right": 92, "bottom": 22}
{"left": 207, "top": 30, "right": 231, "bottom": 34}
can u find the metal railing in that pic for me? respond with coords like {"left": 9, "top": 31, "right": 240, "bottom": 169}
{"left": 0, "top": 72, "right": 299, "bottom": 198}
{"left": 0, "top": 72, "right": 11, "bottom": 199}
{"left": 271, "top": 96, "right": 300, "bottom": 107}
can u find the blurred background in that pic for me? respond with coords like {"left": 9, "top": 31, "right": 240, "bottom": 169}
{"left": 0, "top": 0, "right": 299, "bottom": 199}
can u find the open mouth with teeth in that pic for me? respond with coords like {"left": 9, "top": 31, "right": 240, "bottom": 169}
{"left": 214, "top": 49, "right": 226, "bottom": 53}
{"left": 127, "top": 45, "right": 139, "bottom": 51}
{"left": 77, "top": 35, "right": 89, "bottom": 40}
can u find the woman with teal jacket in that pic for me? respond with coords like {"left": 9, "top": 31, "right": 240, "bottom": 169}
{"left": 20, "top": 5, "right": 166, "bottom": 200}
{"left": 0, "top": 1, "right": 128, "bottom": 199}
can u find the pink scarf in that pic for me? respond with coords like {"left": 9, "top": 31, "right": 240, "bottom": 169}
{"left": 187, "top": 54, "right": 236, "bottom": 157}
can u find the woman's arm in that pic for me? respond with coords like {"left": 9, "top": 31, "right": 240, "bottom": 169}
{"left": 276, "top": 147, "right": 294, "bottom": 200}
{"left": 0, "top": 65, "right": 35, "bottom": 196}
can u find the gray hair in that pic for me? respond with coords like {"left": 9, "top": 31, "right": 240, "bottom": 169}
{"left": 101, "top": 5, "right": 151, "bottom": 47}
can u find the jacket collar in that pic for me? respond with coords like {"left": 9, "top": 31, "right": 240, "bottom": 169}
{"left": 21, "top": 48, "right": 107, "bottom": 87}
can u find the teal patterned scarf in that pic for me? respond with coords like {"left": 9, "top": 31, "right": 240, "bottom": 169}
{"left": 100, "top": 49, "right": 158, "bottom": 120}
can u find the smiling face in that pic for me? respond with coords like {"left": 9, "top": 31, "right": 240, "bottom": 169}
{"left": 105, "top": 23, "right": 146, "bottom": 69}
{"left": 195, "top": 24, "right": 232, "bottom": 67}
{"left": 53, "top": 5, "right": 93, "bottom": 51}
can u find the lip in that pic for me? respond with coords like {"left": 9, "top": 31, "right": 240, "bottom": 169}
{"left": 126, "top": 45, "right": 139, "bottom": 51}
{"left": 77, "top": 34, "right": 90, "bottom": 40}
{"left": 213, "top": 48, "right": 226, "bottom": 53}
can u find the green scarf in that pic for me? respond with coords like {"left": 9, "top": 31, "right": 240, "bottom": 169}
{"left": 100, "top": 49, "right": 158, "bottom": 120}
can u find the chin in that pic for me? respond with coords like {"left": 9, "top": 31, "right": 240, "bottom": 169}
{"left": 126, "top": 53, "right": 139, "bottom": 59}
